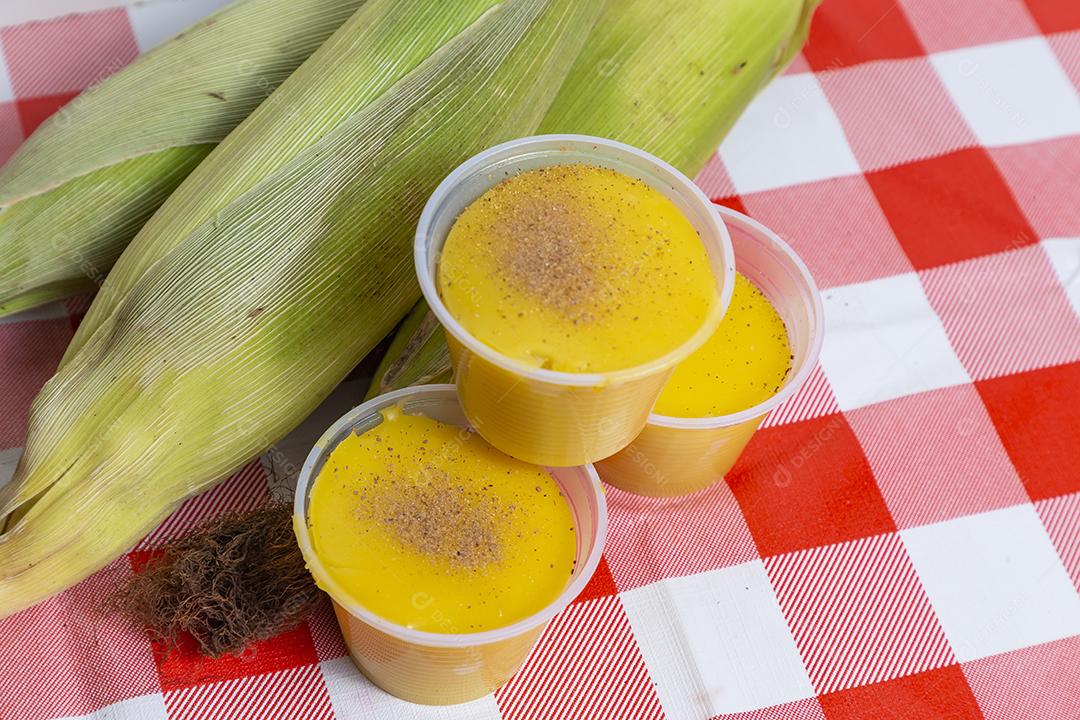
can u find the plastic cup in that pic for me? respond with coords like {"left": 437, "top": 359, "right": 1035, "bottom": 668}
{"left": 293, "top": 384, "right": 607, "bottom": 705}
{"left": 415, "top": 135, "right": 735, "bottom": 467}
{"left": 595, "top": 206, "right": 824, "bottom": 497}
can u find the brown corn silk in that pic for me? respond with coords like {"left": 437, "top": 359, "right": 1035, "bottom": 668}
{"left": 112, "top": 503, "right": 315, "bottom": 658}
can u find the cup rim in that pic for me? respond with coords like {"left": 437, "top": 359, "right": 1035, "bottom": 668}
{"left": 414, "top": 133, "right": 736, "bottom": 386}
{"left": 292, "top": 384, "right": 609, "bottom": 648}
{"left": 647, "top": 205, "right": 825, "bottom": 430}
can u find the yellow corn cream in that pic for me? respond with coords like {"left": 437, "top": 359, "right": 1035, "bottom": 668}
{"left": 306, "top": 407, "right": 576, "bottom": 633}
{"left": 436, "top": 163, "right": 719, "bottom": 373}
{"left": 654, "top": 272, "right": 792, "bottom": 418}
{"left": 597, "top": 274, "right": 797, "bottom": 497}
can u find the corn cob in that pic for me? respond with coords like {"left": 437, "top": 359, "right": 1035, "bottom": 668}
{"left": 0, "top": 0, "right": 604, "bottom": 618}
{"left": 0, "top": 0, "right": 366, "bottom": 317}
{"left": 62, "top": 0, "right": 503, "bottom": 365}
{"left": 367, "top": 0, "right": 821, "bottom": 398}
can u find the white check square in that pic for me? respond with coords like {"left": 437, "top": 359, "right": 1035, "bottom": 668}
{"left": 59, "top": 693, "right": 170, "bottom": 720}
{"left": 931, "top": 37, "right": 1080, "bottom": 147}
{"left": 0, "top": 446, "right": 20, "bottom": 487}
{"left": 128, "top": 0, "right": 234, "bottom": 52}
{"left": 621, "top": 561, "right": 813, "bottom": 718}
{"left": 718, "top": 74, "right": 860, "bottom": 194}
{"left": 818, "top": 273, "right": 970, "bottom": 410}
{"left": 902, "top": 505, "right": 1080, "bottom": 662}
{"left": 1042, "top": 237, "right": 1080, "bottom": 320}
{"left": 320, "top": 657, "right": 503, "bottom": 720}
{"left": 0, "top": 40, "right": 13, "bottom": 102}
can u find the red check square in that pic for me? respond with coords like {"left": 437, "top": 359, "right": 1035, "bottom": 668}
{"left": 719, "top": 698, "right": 826, "bottom": 720}
{"left": 963, "top": 635, "right": 1080, "bottom": 720}
{"left": 713, "top": 194, "right": 748, "bottom": 217}
{"left": 867, "top": 148, "right": 1038, "bottom": 270}
{"left": 1049, "top": 31, "right": 1080, "bottom": 91}
{"left": 847, "top": 384, "right": 1027, "bottom": 529}
{"left": 976, "top": 361, "right": 1080, "bottom": 501}
{"left": 694, "top": 153, "right": 737, "bottom": 201}
{"left": 152, "top": 623, "right": 319, "bottom": 691}
{"left": 0, "top": 558, "right": 159, "bottom": 720}
{"left": 0, "top": 101, "right": 22, "bottom": 165}
{"left": 134, "top": 531, "right": 316, "bottom": 692}
{"left": 740, "top": 174, "right": 912, "bottom": 289}
{"left": 920, "top": 245, "right": 1080, "bottom": 380}
{"left": 802, "top": 0, "right": 925, "bottom": 70}
{"left": 0, "top": 8, "right": 137, "bottom": 97}
{"left": 573, "top": 555, "right": 618, "bottom": 604}
{"left": 602, "top": 481, "right": 757, "bottom": 591}
{"left": 819, "top": 57, "right": 976, "bottom": 172}
{"left": 819, "top": 664, "right": 982, "bottom": 720}
{"left": 727, "top": 414, "right": 895, "bottom": 557}
{"left": 990, "top": 136, "right": 1080, "bottom": 239}
{"left": 307, "top": 596, "right": 347, "bottom": 662}
{"left": 766, "top": 533, "right": 955, "bottom": 694}
{"left": 761, "top": 364, "right": 842, "bottom": 429}
{"left": 496, "top": 595, "right": 663, "bottom": 720}
{"left": 0, "top": 317, "right": 73, "bottom": 448}
{"left": 15, "top": 91, "right": 79, "bottom": 136}
{"left": 163, "top": 663, "right": 333, "bottom": 720}
{"left": 898, "top": 0, "right": 1041, "bottom": 53}
{"left": 1024, "top": 0, "right": 1080, "bottom": 34}
{"left": 1037, "top": 492, "right": 1080, "bottom": 594}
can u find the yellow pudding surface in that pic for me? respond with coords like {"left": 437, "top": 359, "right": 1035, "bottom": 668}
{"left": 653, "top": 272, "right": 792, "bottom": 418}
{"left": 437, "top": 164, "right": 719, "bottom": 373}
{"left": 306, "top": 408, "right": 576, "bottom": 633}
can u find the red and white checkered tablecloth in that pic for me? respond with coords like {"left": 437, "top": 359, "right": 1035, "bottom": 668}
{"left": 2, "top": 0, "right": 1079, "bottom": 718}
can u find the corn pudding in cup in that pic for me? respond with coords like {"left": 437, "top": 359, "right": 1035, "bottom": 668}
{"left": 293, "top": 384, "right": 607, "bottom": 704}
{"left": 596, "top": 206, "right": 823, "bottom": 497}
{"left": 416, "top": 135, "right": 735, "bottom": 467}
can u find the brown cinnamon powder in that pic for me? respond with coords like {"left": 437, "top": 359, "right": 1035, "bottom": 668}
{"left": 356, "top": 465, "right": 506, "bottom": 571}
{"left": 485, "top": 165, "right": 636, "bottom": 324}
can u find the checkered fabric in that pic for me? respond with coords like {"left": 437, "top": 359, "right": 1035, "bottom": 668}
{"left": 1, "top": 0, "right": 1079, "bottom": 718}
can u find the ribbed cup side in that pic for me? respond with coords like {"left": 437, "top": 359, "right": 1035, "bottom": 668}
{"left": 451, "top": 335, "right": 672, "bottom": 467}
{"left": 333, "top": 601, "right": 545, "bottom": 705}
{"left": 595, "top": 416, "right": 763, "bottom": 497}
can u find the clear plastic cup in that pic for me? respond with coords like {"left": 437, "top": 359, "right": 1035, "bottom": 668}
{"left": 415, "top": 135, "right": 735, "bottom": 467}
{"left": 595, "top": 206, "right": 824, "bottom": 497}
{"left": 293, "top": 384, "right": 607, "bottom": 705}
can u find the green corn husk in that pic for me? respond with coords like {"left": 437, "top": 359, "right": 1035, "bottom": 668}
{"left": 0, "top": 0, "right": 604, "bottom": 617}
{"left": 62, "top": 0, "right": 506, "bottom": 364}
{"left": 0, "top": 0, "right": 366, "bottom": 317}
{"left": 364, "top": 300, "right": 454, "bottom": 401}
{"left": 367, "top": 0, "right": 820, "bottom": 398}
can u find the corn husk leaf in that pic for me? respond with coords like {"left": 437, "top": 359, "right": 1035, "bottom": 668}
{"left": 0, "top": 0, "right": 366, "bottom": 316}
{"left": 27, "top": 0, "right": 503, "bottom": 507}
{"left": 367, "top": 0, "right": 822, "bottom": 398}
{"left": 0, "top": 0, "right": 604, "bottom": 618}
{"left": 63, "top": 0, "right": 503, "bottom": 365}
{"left": 364, "top": 301, "right": 453, "bottom": 401}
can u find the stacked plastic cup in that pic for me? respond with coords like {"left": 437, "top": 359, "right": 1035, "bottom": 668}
{"left": 293, "top": 385, "right": 607, "bottom": 705}
{"left": 595, "top": 206, "right": 824, "bottom": 496}
{"left": 415, "top": 135, "right": 735, "bottom": 467}
{"left": 295, "top": 136, "right": 822, "bottom": 705}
